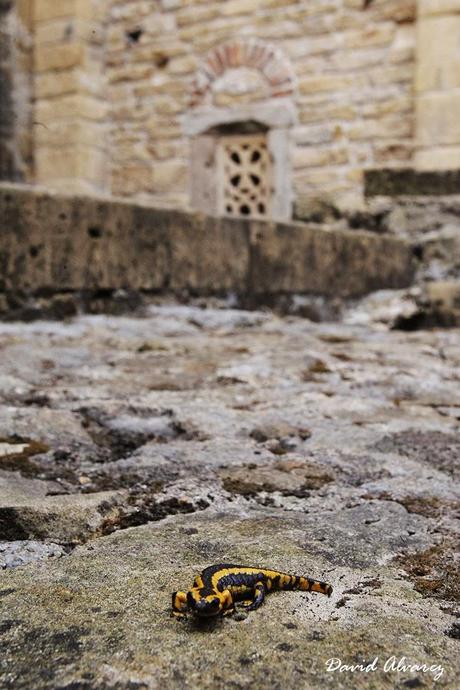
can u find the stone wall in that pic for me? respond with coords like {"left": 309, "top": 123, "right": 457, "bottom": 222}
{"left": 105, "top": 0, "right": 417, "bottom": 210}
{"left": 4, "top": 1, "right": 460, "bottom": 214}
{"left": 0, "top": 0, "right": 33, "bottom": 182}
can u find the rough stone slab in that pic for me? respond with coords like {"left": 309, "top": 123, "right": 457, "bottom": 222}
{"left": 0, "top": 470, "right": 126, "bottom": 542}
{"left": 0, "top": 511, "right": 457, "bottom": 690}
{"left": 365, "top": 168, "right": 460, "bottom": 197}
{"left": 0, "top": 184, "right": 249, "bottom": 294}
{"left": 0, "top": 183, "right": 415, "bottom": 299}
{"left": 247, "top": 220, "right": 415, "bottom": 296}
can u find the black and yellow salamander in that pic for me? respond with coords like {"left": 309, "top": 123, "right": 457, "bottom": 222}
{"left": 172, "top": 563, "right": 333, "bottom": 618}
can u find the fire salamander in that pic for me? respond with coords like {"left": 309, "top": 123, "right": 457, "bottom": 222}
{"left": 172, "top": 563, "right": 333, "bottom": 618}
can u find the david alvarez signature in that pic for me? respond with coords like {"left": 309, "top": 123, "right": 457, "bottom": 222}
{"left": 325, "top": 656, "right": 445, "bottom": 682}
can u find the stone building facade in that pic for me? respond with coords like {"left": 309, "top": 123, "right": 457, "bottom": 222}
{"left": 1, "top": 0, "right": 460, "bottom": 218}
{"left": 0, "top": 0, "right": 33, "bottom": 181}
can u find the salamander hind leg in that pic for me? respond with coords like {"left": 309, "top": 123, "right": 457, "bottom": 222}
{"left": 242, "top": 582, "right": 266, "bottom": 611}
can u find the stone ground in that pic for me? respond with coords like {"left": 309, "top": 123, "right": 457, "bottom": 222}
{"left": 0, "top": 301, "right": 459, "bottom": 690}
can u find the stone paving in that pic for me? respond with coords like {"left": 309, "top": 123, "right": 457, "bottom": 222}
{"left": 0, "top": 303, "right": 458, "bottom": 689}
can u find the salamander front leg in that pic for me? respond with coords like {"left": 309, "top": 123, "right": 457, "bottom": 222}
{"left": 242, "top": 582, "right": 265, "bottom": 611}
{"left": 172, "top": 590, "right": 188, "bottom": 618}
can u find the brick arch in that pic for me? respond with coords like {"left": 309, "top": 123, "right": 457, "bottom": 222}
{"left": 191, "top": 39, "right": 296, "bottom": 106}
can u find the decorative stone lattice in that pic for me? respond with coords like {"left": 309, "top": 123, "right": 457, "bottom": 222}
{"left": 191, "top": 39, "right": 296, "bottom": 107}
{"left": 217, "top": 134, "right": 272, "bottom": 218}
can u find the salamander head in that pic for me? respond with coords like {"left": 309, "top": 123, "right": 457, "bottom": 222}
{"left": 187, "top": 588, "right": 222, "bottom": 618}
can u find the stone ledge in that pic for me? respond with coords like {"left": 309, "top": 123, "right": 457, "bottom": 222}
{"left": 0, "top": 183, "right": 415, "bottom": 300}
{"left": 365, "top": 168, "right": 460, "bottom": 197}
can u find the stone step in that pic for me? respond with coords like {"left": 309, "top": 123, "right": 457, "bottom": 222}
{"left": 0, "top": 183, "right": 415, "bottom": 301}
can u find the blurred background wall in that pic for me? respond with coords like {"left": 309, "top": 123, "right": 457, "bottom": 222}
{"left": 1, "top": 0, "right": 459, "bottom": 218}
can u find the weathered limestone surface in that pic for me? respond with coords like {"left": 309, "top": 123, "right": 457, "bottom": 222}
{"left": 0, "top": 304, "right": 459, "bottom": 689}
{"left": 0, "top": 184, "right": 415, "bottom": 299}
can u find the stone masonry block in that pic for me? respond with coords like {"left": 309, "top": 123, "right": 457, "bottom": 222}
{"left": 34, "top": 0, "right": 95, "bottom": 23}
{"left": 35, "top": 42, "right": 84, "bottom": 72}
{"left": 416, "top": 15, "right": 460, "bottom": 92}
{"left": 35, "top": 70, "right": 91, "bottom": 99}
{"left": 35, "top": 95, "right": 108, "bottom": 123}
{"left": 343, "top": 23, "right": 395, "bottom": 49}
{"left": 298, "top": 74, "right": 351, "bottom": 95}
{"left": 222, "top": 0, "right": 263, "bottom": 15}
{"left": 417, "top": 92, "right": 460, "bottom": 146}
{"left": 34, "top": 120, "right": 107, "bottom": 149}
{"left": 35, "top": 146, "right": 78, "bottom": 182}
{"left": 35, "top": 17, "right": 102, "bottom": 45}
{"left": 35, "top": 144, "right": 107, "bottom": 188}
{"left": 415, "top": 146, "right": 460, "bottom": 170}
{"left": 152, "top": 161, "right": 188, "bottom": 194}
{"left": 34, "top": 0, "right": 78, "bottom": 22}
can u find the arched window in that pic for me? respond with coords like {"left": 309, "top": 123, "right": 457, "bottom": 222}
{"left": 183, "top": 39, "right": 297, "bottom": 221}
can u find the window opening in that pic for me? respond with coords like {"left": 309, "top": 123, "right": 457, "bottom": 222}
{"left": 217, "top": 134, "right": 272, "bottom": 219}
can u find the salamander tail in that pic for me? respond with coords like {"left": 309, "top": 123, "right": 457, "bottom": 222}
{"left": 298, "top": 577, "right": 333, "bottom": 596}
